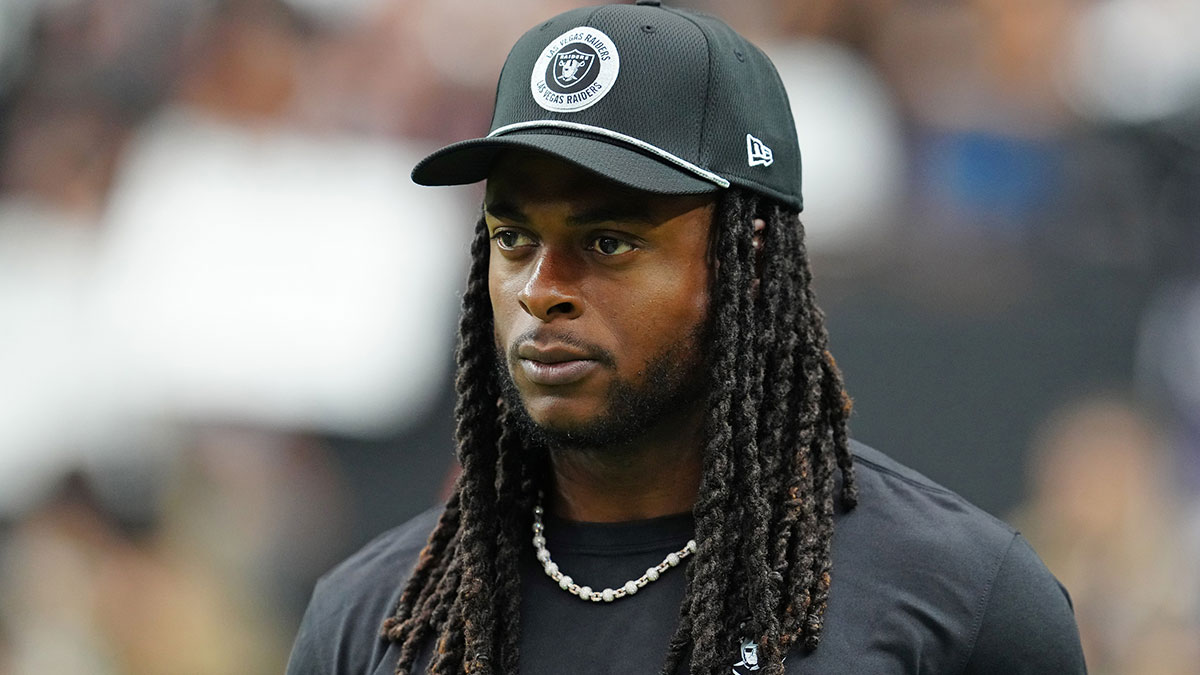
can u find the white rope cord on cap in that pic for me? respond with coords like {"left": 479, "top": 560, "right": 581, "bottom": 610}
{"left": 489, "top": 120, "right": 732, "bottom": 189}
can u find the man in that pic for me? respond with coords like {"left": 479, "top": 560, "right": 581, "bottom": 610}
{"left": 287, "top": 2, "right": 1086, "bottom": 673}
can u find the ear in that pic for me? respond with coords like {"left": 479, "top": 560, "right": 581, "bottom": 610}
{"left": 750, "top": 217, "right": 766, "bottom": 297}
{"left": 751, "top": 217, "right": 766, "bottom": 252}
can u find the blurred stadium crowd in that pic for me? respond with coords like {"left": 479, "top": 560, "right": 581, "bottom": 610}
{"left": 0, "top": 0, "right": 1198, "bottom": 672}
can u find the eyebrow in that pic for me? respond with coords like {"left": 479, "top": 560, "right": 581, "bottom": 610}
{"left": 483, "top": 201, "right": 527, "bottom": 224}
{"left": 483, "top": 201, "right": 655, "bottom": 228}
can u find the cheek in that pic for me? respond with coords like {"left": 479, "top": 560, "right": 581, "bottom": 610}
{"left": 682, "top": 260, "right": 711, "bottom": 322}
{"left": 488, "top": 252, "right": 513, "bottom": 341}
{"left": 675, "top": 282, "right": 710, "bottom": 343}
{"left": 616, "top": 261, "right": 710, "bottom": 350}
{"left": 660, "top": 252, "right": 711, "bottom": 320}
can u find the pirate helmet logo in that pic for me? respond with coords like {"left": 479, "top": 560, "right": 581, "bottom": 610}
{"left": 553, "top": 49, "right": 596, "bottom": 89}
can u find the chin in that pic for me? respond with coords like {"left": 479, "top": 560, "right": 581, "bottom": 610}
{"left": 498, "top": 367, "right": 622, "bottom": 448}
{"left": 523, "top": 400, "right": 601, "bottom": 433}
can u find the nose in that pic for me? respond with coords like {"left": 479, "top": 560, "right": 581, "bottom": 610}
{"left": 517, "top": 249, "right": 582, "bottom": 322}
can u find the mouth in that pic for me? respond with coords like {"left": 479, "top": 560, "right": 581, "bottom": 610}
{"left": 516, "top": 343, "right": 602, "bottom": 386}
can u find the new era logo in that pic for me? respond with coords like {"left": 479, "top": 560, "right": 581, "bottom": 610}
{"left": 746, "top": 134, "right": 773, "bottom": 168}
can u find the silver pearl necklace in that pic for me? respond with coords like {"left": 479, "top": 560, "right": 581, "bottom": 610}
{"left": 531, "top": 495, "right": 698, "bottom": 603}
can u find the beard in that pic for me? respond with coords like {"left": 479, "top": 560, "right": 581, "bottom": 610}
{"left": 495, "top": 326, "right": 708, "bottom": 452}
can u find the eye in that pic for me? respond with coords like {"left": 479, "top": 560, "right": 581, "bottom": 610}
{"left": 491, "top": 229, "right": 535, "bottom": 250}
{"left": 589, "top": 235, "right": 636, "bottom": 256}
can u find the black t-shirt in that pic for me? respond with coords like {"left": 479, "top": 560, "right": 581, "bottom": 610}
{"left": 287, "top": 442, "right": 1086, "bottom": 674}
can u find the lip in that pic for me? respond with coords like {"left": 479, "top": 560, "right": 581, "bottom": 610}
{"left": 516, "top": 342, "right": 601, "bottom": 386}
{"left": 519, "top": 358, "right": 600, "bottom": 386}
{"left": 517, "top": 343, "right": 594, "bottom": 364}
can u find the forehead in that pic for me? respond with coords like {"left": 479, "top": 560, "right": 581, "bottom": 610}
{"left": 485, "top": 151, "right": 715, "bottom": 220}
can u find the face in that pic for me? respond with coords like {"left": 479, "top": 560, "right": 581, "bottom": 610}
{"left": 485, "top": 151, "right": 716, "bottom": 448}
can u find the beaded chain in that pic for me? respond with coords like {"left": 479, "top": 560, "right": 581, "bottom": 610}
{"left": 531, "top": 495, "right": 698, "bottom": 603}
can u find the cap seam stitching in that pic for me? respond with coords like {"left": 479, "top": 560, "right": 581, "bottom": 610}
{"left": 583, "top": 4, "right": 605, "bottom": 25}
{"left": 667, "top": 7, "right": 715, "bottom": 164}
{"left": 760, "top": 41, "right": 803, "bottom": 210}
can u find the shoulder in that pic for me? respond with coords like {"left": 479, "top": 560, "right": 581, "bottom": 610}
{"left": 286, "top": 506, "right": 443, "bottom": 675}
{"left": 317, "top": 505, "right": 443, "bottom": 598}
{"left": 842, "top": 439, "right": 1018, "bottom": 558}
{"left": 961, "top": 534, "right": 1086, "bottom": 672}
{"left": 814, "top": 441, "right": 1084, "bottom": 672}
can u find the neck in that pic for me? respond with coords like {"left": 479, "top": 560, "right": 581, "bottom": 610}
{"left": 546, "top": 407, "right": 704, "bottom": 523}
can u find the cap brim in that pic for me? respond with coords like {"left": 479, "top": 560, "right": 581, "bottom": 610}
{"left": 411, "top": 131, "right": 721, "bottom": 196}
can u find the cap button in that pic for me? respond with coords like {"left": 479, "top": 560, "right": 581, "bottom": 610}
{"left": 636, "top": 0, "right": 662, "bottom": 6}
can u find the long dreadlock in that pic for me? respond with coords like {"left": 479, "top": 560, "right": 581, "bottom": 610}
{"left": 381, "top": 186, "right": 858, "bottom": 675}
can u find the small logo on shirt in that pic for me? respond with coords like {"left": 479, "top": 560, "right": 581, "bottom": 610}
{"left": 746, "top": 134, "right": 774, "bottom": 167}
{"left": 531, "top": 27, "right": 620, "bottom": 113}
{"left": 732, "top": 637, "right": 786, "bottom": 674}
{"left": 733, "top": 637, "right": 762, "bottom": 672}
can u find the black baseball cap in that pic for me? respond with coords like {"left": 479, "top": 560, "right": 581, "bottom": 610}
{"left": 411, "top": 1, "right": 804, "bottom": 211}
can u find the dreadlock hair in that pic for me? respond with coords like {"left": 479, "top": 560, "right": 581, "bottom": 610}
{"left": 381, "top": 186, "right": 858, "bottom": 675}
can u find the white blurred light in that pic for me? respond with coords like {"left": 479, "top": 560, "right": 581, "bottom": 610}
{"left": 0, "top": 201, "right": 101, "bottom": 514}
{"left": 1062, "top": 0, "right": 1200, "bottom": 124}
{"left": 0, "top": 111, "right": 472, "bottom": 514}
{"left": 91, "top": 109, "right": 469, "bottom": 435}
{"left": 767, "top": 40, "right": 905, "bottom": 254}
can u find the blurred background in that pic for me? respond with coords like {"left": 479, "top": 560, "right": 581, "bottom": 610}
{"left": 0, "top": 0, "right": 1197, "bottom": 672}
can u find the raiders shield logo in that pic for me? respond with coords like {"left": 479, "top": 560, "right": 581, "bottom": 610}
{"left": 553, "top": 49, "right": 596, "bottom": 88}
{"left": 530, "top": 27, "right": 620, "bottom": 113}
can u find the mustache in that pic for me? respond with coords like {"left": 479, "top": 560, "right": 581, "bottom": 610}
{"left": 506, "top": 328, "right": 618, "bottom": 369}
